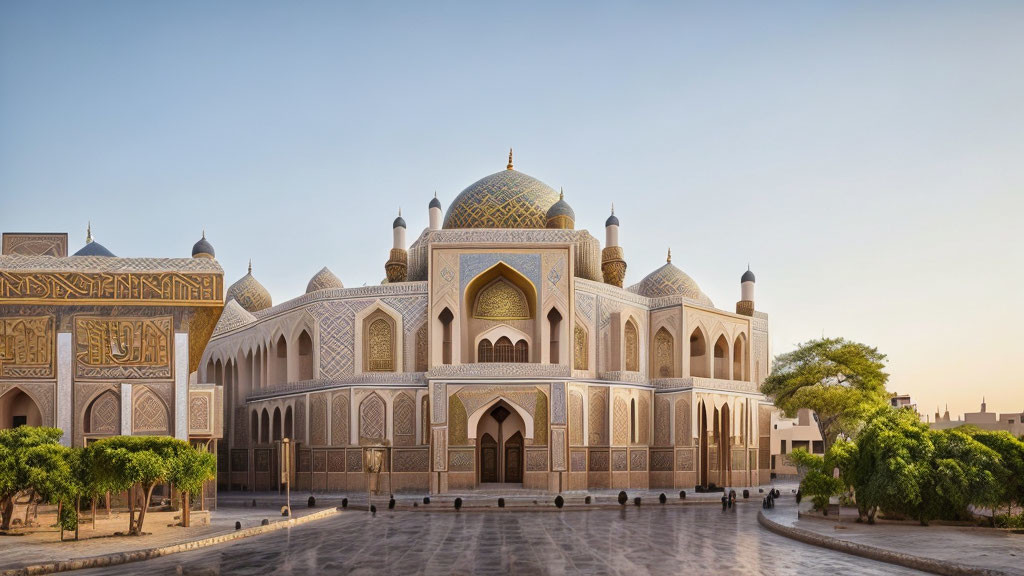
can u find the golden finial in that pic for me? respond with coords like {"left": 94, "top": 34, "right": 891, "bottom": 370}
{"left": 611, "top": 203, "right": 615, "bottom": 215}
{"left": 559, "top": 187, "right": 564, "bottom": 200}
{"left": 247, "top": 259, "right": 252, "bottom": 274}
{"left": 667, "top": 248, "right": 672, "bottom": 263}
{"left": 506, "top": 148, "right": 514, "bottom": 170}
{"left": 86, "top": 221, "right": 93, "bottom": 244}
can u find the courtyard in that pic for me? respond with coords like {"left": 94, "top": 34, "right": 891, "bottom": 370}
{"left": 65, "top": 503, "right": 924, "bottom": 576}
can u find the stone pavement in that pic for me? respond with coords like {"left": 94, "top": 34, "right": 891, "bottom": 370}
{"left": 69, "top": 501, "right": 926, "bottom": 575}
{"left": 0, "top": 505, "right": 325, "bottom": 574}
{"left": 760, "top": 499, "right": 1024, "bottom": 576}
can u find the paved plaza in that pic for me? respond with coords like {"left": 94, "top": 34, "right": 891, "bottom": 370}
{"left": 67, "top": 503, "right": 925, "bottom": 575}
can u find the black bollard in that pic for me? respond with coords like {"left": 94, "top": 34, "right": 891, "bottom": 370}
{"left": 633, "top": 497, "right": 642, "bottom": 507}
{"left": 454, "top": 497, "right": 463, "bottom": 511}
{"left": 370, "top": 504, "right": 376, "bottom": 516}
{"left": 743, "top": 489, "right": 749, "bottom": 499}
{"left": 659, "top": 493, "right": 667, "bottom": 504}
{"left": 721, "top": 496, "right": 728, "bottom": 510}
{"left": 389, "top": 498, "right": 396, "bottom": 510}
{"left": 555, "top": 495, "right": 564, "bottom": 509}
{"left": 235, "top": 521, "right": 242, "bottom": 530}
{"left": 252, "top": 498, "right": 257, "bottom": 507}
{"left": 618, "top": 491, "right": 628, "bottom": 506}
{"left": 498, "top": 497, "right": 505, "bottom": 508}
{"left": 261, "top": 518, "right": 269, "bottom": 526}
{"left": 584, "top": 496, "right": 592, "bottom": 505}
{"left": 341, "top": 497, "right": 348, "bottom": 509}
{"left": 308, "top": 496, "right": 316, "bottom": 508}
{"left": 423, "top": 496, "right": 430, "bottom": 505}
{"left": 679, "top": 490, "right": 686, "bottom": 500}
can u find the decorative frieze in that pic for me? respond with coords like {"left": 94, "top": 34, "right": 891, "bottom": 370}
{"left": 74, "top": 316, "right": 173, "bottom": 379}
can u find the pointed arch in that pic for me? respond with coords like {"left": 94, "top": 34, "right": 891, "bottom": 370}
{"left": 359, "top": 392, "right": 386, "bottom": 443}
{"left": 0, "top": 387, "right": 43, "bottom": 429}
{"left": 675, "top": 399, "right": 691, "bottom": 446}
{"left": 133, "top": 387, "right": 169, "bottom": 435}
{"left": 251, "top": 409, "right": 259, "bottom": 446}
{"left": 733, "top": 332, "right": 748, "bottom": 382}
{"left": 284, "top": 405, "right": 293, "bottom": 440}
{"left": 689, "top": 327, "right": 708, "bottom": 378}
{"left": 261, "top": 408, "right": 270, "bottom": 443}
{"left": 85, "top": 390, "right": 120, "bottom": 435}
{"left": 465, "top": 395, "right": 536, "bottom": 442}
{"left": 272, "top": 407, "right": 282, "bottom": 441}
{"left": 297, "top": 329, "right": 314, "bottom": 380}
{"left": 713, "top": 334, "right": 729, "bottom": 379}
{"left": 271, "top": 334, "right": 288, "bottom": 386}
{"left": 331, "top": 393, "right": 350, "bottom": 446}
{"left": 355, "top": 301, "right": 404, "bottom": 373}
{"left": 415, "top": 322, "right": 428, "bottom": 372}
{"left": 654, "top": 327, "right": 675, "bottom": 378}
{"left": 546, "top": 307, "right": 563, "bottom": 364}
{"left": 393, "top": 393, "right": 416, "bottom": 446}
{"left": 464, "top": 261, "right": 537, "bottom": 320}
{"left": 624, "top": 317, "right": 640, "bottom": 372}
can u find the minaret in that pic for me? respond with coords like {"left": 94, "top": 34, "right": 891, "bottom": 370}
{"left": 981, "top": 397, "right": 987, "bottom": 413}
{"left": 601, "top": 204, "right": 626, "bottom": 287}
{"left": 736, "top": 265, "right": 756, "bottom": 316}
{"left": 385, "top": 209, "right": 408, "bottom": 283}
{"left": 428, "top": 192, "right": 442, "bottom": 231}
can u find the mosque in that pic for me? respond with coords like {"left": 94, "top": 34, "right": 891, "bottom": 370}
{"left": 201, "top": 151, "right": 774, "bottom": 494}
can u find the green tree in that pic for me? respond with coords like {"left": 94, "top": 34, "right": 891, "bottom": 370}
{"left": 790, "top": 448, "right": 844, "bottom": 513}
{"left": 761, "top": 338, "right": 889, "bottom": 451}
{"left": 92, "top": 436, "right": 192, "bottom": 535}
{"left": 0, "top": 427, "right": 64, "bottom": 531}
{"left": 971, "top": 429, "right": 1024, "bottom": 515}
{"left": 849, "top": 406, "right": 933, "bottom": 523}
{"left": 24, "top": 443, "right": 82, "bottom": 539}
{"left": 167, "top": 443, "right": 216, "bottom": 527}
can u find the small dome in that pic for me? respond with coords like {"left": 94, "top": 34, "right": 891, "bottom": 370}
{"left": 443, "top": 151, "right": 560, "bottom": 229}
{"left": 429, "top": 194, "right": 442, "bottom": 210}
{"left": 630, "top": 253, "right": 713, "bottom": 306}
{"left": 192, "top": 232, "right": 215, "bottom": 259}
{"left": 225, "top": 262, "right": 272, "bottom": 313}
{"left": 73, "top": 241, "right": 115, "bottom": 257}
{"left": 741, "top": 267, "right": 756, "bottom": 283}
{"left": 306, "top": 267, "right": 344, "bottom": 293}
{"left": 545, "top": 190, "right": 575, "bottom": 229}
{"left": 605, "top": 209, "right": 619, "bottom": 227}
{"left": 393, "top": 211, "right": 406, "bottom": 229}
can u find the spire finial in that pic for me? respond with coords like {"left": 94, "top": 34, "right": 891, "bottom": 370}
{"left": 506, "top": 148, "right": 514, "bottom": 170}
{"left": 202, "top": 228, "right": 206, "bottom": 239}
{"left": 247, "top": 259, "right": 252, "bottom": 274}
{"left": 559, "top": 187, "right": 564, "bottom": 200}
{"left": 434, "top": 190, "right": 437, "bottom": 198}
{"left": 611, "top": 203, "right": 615, "bottom": 215}
{"left": 398, "top": 207, "right": 402, "bottom": 217}
{"left": 667, "top": 248, "right": 672, "bottom": 263}
{"left": 86, "top": 221, "right": 93, "bottom": 244}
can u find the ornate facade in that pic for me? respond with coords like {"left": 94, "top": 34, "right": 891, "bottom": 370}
{"left": 0, "top": 230, "right": 225, "bottom": 498}
{"left": 204, "top": 152, "right": 773, "bottom": 494}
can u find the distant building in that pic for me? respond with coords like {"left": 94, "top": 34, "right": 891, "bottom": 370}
{"left": 770, "top": 408, "right": 824, "bottom": 478}
{"left": 931, "top": 398, "right": 1024, "bottom": 438}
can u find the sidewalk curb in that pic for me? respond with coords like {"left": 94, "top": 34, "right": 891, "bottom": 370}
{"left": 757, "top": 510, "right": 1010, "bottom": 576}
{"left": 0, "top": 507, "right": 342, "bottom": 576}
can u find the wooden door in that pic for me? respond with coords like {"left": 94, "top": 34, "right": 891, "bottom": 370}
{"left": 505, "top": 432, "right": 523, "bottom": 483}
{"left": 480, "top": 433, "right": 498, "bottom": 483}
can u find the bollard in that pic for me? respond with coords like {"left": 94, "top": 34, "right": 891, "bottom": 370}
{"left": 584, "top": 496, "right": 592, "bottom": 505}
{"left": 370, "top": 504, "right": 376, "bottom": 516}
{"left": 498, "top": 497, "right": 505, "bottom": 508}
{"left": 454, "top": 497, "right": 463, "bottom": 511}
{"left": 679, "top": 490, "right": 687, "bottom": 500}
{"left": 308, "top": 496, "right": 316, "bottom": 508}
{"left": 617, "top": 491, "right": 628, "bottom": 506}
{"left": 659, "top": 493, "right": 666, "bottom": 504}
{"left": 235, "top": 521, "right": 241, "bottom": 530}
{"left": 423, "top": 496, "right": 431, "bottom": 505}
{"left": 341, "top": 498, "right": 348, "bottom": 509}
{"left": 633, "top": 497, "right": 642, "bottom": 507}
{"left": 555, "top": 495, "right": 564, "bottom": 509}
{"left": 389, "top": 498, "right": 396, "bottom": 510}
{"left": 261, "top": 519, "right": 269, "bottom": 526}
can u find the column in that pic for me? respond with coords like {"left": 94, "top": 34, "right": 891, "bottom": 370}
{"left": 56, "top": 333, "right": 72, "bottom": 446}
{"left": 175, "top": 332, "right": 189, "bottom": 440}
{"left": 120, "top": 383, "right": 132, "bottom": 435}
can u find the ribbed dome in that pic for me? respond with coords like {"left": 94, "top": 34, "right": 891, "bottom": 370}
{"left": 225, "top": 263, "right": 272, "bottom": 313}
{"left": 73, "top": 241, "right": 115, "bottom": 257}
{"left": 631, "top": 255, "right": 713, "bottom": 307}
{"left": 191, "top": 232, "right": 215, "bottom": 259}
{"left": 443, "top": 160, "right": 560, "bottom": 229}
{"left": 306, "top": 267, "right": 344, "bottom": 293}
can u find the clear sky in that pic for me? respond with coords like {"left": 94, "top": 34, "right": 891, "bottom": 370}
{"left": 2, "top": 1, "right": 1022, "bottom": 419}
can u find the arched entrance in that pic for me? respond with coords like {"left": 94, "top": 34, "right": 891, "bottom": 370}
{"left": 0, "top": 388, "right": 42, "bottom": 429}
{"left": 698, "top": 401, "right": 709, "bottom": 487}
{"left": 475, "top": 402, "right": 526, "bottom": 485}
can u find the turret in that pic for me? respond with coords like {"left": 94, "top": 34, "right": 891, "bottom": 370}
{"left": 545, "top": 189, "right": 575, "bottom": 229}
{"left": 428, "top": 192, "right": 442, "bottom": 230}
{"left": 736, "top": 265, "right": 756, "bottom": 316}
{"left": 191, "top": 230, "right": 215, "bottom": 259}
{"left": 601, "top": 204, "right": 626, "bottom": 287}
{"left": 385, "top": 209, "right": 408, "bottom": 283}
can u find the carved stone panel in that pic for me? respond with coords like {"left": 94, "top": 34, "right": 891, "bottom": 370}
{"left": 74, "top": 316, "right": 173, "bottom": 379}
{"left": 551, "top": 382, "right": 566, "bottom": 425}
{"left": 0, "top": 316, "right": 55, "bottom": 378}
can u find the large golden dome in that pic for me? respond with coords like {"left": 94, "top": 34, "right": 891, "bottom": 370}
{"left": 443, "top": 152, "right": 560, "bottom": 229}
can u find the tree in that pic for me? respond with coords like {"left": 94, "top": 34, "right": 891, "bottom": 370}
{"left": 790, "top": 448, "right": 843, "bottom": 513}
{"left": 167, "top": 443, "right": 216, "bottom": 527}
{"left": 971, "top": 429, "right": 1024, "bottom": 515}
{"left": 918, "top": 428, "right": 1002, "bottom": 524}
{"left": 92, "top": 436, "right": 192, "bottom": 535}
{"left": 0, "top": 427, "right": 64, "bottom": 531}
{"left": 24, "top": 443, "right": 82, "bottom": 539}
{"left": 761, "top": 338, "right": 890, "bottom": 451}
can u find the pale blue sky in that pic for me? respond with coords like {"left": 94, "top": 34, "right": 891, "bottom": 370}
{"left": 2, "top": 1, "right": 1022, "bottom": 418}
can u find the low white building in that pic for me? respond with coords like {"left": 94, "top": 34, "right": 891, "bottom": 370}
{"left": 769, "top": 408, "right": 824, "bottom": 478}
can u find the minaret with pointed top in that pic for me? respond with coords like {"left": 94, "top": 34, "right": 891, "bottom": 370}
{"left": 386, "top": 208, "right": 408, "bottom": 283}
{"left": 601, "top": 204, "right": 626, "bottom": 287}
{"left": 506, "top": 148, "right": 514, "bottom": 170}
{"left": 736, "top": 265, "right": 757, "bottom": 316}
{"left": 428, "top": 191, "right": 443, "bottom": 230}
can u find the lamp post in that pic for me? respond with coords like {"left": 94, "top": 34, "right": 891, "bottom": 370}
{"left": 281, "top": 437, "right": 292, "bottom": 517}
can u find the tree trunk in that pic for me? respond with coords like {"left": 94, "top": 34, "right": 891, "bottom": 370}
{"left": 128, "top": 487, "right": 135, "bottom": 534}
{"left": 75, "top": 497, "right": 80, "bottom": 541}
{"left": 133, "top": 484, "right": 156, "bottom": 535}
{"left": 105, "top": 491, "right": 110, "bottom": 518}
{"left": 92, "top": 498, "right": 97, "bottom": 530}
{"left": 182, "top": 491, "right": 190, "bottom": 528}
{"left": 1, "top": 497, "right": 13, "bottom": 531}
{"left": 58, "top": 501, "right": 63, "bottom": 542}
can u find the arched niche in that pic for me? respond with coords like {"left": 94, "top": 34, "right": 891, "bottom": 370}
{"left": 464, "top": 262, "right": 537, "bottom": 321}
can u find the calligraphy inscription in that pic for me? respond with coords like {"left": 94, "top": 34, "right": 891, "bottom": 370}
{"left": 0, "top": 316, "right": 55, "bottom": 378}
{"left": 75, "top": 316, "right": 173, "bottom": 379}
{"left": 0, "top": 272, "right": 222, "bottom": 305}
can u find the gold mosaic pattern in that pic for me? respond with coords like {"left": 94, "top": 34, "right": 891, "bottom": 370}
{"left": 638, "top": 394, "right": 650, "bottom": 445}
{"left": 655, "top": 397, "right": 671, "bottom": 446}
{"left": 573, "top": 323, "right": 587, "bottom": 370}
{"left": 366, "top": 316, "right": 395, "bottom": 371}
{"left": 443, "top": 169, "right": 560, "bottom": 229}
{"left": 74, "top": 316, "right": 172, "bottom": 379}
{"left": 613, "top": 396, "right": 629, "bottom": 445}
{"left": 534, "top": 389, "right": 548, "bottom": 445}
{"left": 415, "top": 323, "right": 428, "bottom": 372}
{"left": 448, "top": 394, "right": 468, "bottom": 446}
{"left": 393, "top": 393, "right": 415, "bottom": 446}
{"left": 473, "top": 279, "right": 530, "bottom": 320}
{"left": 569, "top": 391, "right": 584, "bottom": 446}
{"left": 0, "top": 315, "right": 54, "bottom": 378}
{"left": 331, "top": 393, "right": 349, "bottom": 446}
